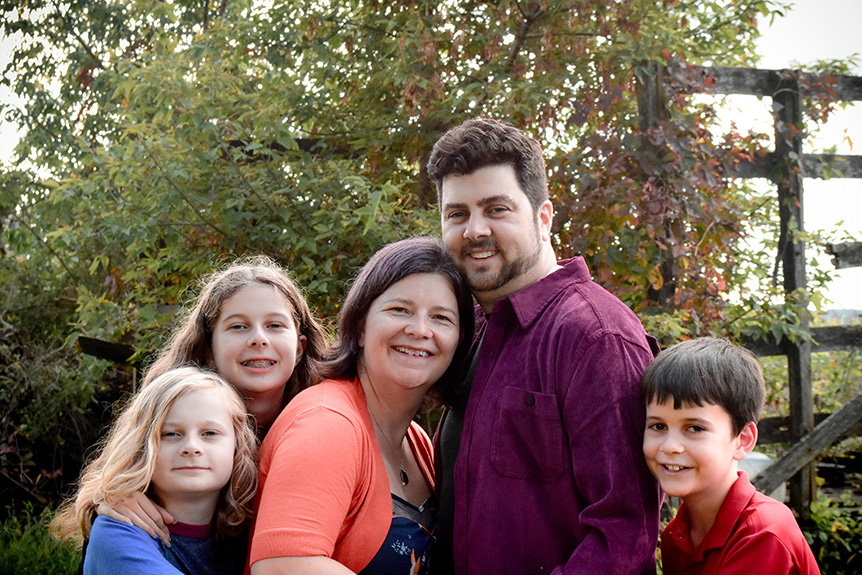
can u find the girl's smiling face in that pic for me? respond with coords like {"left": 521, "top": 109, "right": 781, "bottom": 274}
{"left": 151, "top": 387, "right": 236, "bottom": 506}
{"left": 210, "top": 283, "right": 306, "bottom": 403}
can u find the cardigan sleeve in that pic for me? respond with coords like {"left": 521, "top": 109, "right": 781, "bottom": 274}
{"left": 250, "top": 405, "right": 366, "bottom": 562}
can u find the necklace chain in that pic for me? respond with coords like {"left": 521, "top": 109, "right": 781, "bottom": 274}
{"left": 367, "top": 405, "right": 409, "bottom": 486}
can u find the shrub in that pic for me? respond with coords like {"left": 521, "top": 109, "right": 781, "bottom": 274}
{"left": 0, "top": 503, "right": 80, "bottom": 574}
{"left": 803, "top": 491, "right": 862, "bottom": 575}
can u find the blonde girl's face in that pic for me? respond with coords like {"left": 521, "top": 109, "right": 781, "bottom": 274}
{"left": 210, "top": 284, "right": 307, "bottom": 402}
{"left": 151, "top": 387, "right": 236, "bottom": 506}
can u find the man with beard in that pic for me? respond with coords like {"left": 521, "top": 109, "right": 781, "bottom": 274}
{"left": 426, "top": 118, "right": 661, "bottom": 575}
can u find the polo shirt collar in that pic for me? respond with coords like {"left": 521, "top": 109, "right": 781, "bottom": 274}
{"left": 700, "top": 471, "right": 756, "bottom": 552}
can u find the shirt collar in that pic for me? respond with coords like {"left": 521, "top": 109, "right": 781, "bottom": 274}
{"left": 699, "top": 470, "right": 756, "bottom": 551}
{"left": 494, "top": 257, "right": 590, "bottom": 329}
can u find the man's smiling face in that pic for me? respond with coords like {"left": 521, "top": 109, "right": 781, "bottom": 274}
{"left": 440, "top": 164, "right": 550, "bottom": 309}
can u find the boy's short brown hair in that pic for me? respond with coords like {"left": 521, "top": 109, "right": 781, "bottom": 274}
{"left": 640, "top": 337, "right": 765, "bottom": 436}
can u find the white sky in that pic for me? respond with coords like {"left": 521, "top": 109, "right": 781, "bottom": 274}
{"left": 1, "top": 1, "right": 860, "bottom": 308}
{"left": 754, "top": 0, "right": 862, "bottom": 310}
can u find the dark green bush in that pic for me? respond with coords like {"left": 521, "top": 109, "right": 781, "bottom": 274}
{"left": 0, "top": 503, "right": 80, "bottom": 574}
{"left": 803, "top": 492, "right": 862, "bottom": 575}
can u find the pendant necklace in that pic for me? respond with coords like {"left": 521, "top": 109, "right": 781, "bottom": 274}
{"left": 368, "top": 407, "right": 409, "bottom": 486}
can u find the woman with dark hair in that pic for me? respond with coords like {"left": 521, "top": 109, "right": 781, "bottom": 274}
{"left": 247, "top": 237, "right": 474, "bottom": 575}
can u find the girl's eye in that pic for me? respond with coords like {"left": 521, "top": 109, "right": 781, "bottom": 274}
{"left": 689, "top": 425, "right": 706, "bottom": 433}
{"left": 161, "top": 431, "right": 180, "bottom": 438}
{"left": 267, "top": 322, "right": 286, "bottom": 329}
{"left": 647, "top": 423, "right": 666, "bottom": 432}
{"left": 228, "top": 323, "right": 247, "bottom": 330}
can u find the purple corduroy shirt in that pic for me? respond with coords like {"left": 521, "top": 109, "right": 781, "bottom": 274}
{"left": 452, "top": 257, "right": 661, "bottom": 575}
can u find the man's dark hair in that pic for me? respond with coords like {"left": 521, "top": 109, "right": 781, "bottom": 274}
{"left": 426, "top": 118, "right": 548, "bottom": 213}
{"left": 640, "top": 337, "right": 765, "bottom": 436}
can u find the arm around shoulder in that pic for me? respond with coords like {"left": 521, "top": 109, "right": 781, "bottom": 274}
{"left": 251, "top": 405, "right": 368, "bottom": 565}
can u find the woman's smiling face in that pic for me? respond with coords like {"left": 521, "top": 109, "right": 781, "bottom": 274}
{"left": 357, "top": 272, "right": 460, "bottom": 393}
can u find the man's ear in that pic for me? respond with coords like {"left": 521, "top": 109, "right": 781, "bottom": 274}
{"left": 733, "top": 422, "right": 759, "bottom": 461}
{"left": 538, "top": 200, "right": 554, "bottom": 242}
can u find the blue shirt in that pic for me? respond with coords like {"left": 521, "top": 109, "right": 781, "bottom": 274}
{"left": 84, "top": 516, "right": 245, "bottom": 575}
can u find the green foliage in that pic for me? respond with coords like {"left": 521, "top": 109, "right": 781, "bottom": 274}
{"left": 803, "top": 491, "right": 862, "bottom": 575}
{"left": 761, "top": 348, "right": 862, "bottom": 418}
{"left": 0, "top": 503, "right": 80, "bottom": 574}
{"left": 5, "top": 0, "right": 853, "bottom": 508}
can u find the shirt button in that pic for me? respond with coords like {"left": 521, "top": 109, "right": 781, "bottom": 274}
{"left": 525, "top": 393, "right": 536, "bottom": 406}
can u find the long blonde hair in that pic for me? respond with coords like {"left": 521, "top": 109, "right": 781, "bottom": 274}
{"left": 52, "top": 367, "right": 258, "bottom": 541}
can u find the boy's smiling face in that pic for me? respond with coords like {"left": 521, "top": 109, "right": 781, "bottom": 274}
{"left": 643, "top": 399, "right": 755, "bottom": 511}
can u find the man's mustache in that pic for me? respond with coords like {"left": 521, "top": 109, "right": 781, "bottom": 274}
{"left": 462, "top": 239, "right": 500, "bottom": 256}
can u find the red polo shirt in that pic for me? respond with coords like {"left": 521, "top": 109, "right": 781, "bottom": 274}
{"left": 662, "top": 471, "right": 821, "bottom": 575}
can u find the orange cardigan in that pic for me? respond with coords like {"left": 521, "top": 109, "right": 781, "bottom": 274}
{"left": 246, "top": 377, "right": 435, "bottom": 573}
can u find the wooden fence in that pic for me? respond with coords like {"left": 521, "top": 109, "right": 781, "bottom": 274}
{"left": 639, "top": 61, "right": 862, "bottom": 519}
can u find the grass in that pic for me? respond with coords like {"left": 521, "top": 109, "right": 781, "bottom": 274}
{"left": 0, "top": 502, "right": 80, "bottom": 574}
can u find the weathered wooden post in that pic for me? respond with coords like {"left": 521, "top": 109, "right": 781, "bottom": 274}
{"left": 772, "top": 77, "right": 816, "bottom": 519}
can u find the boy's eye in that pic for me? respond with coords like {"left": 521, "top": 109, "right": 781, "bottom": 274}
{"left": 688, "top": 425, "right": 706, "bottom": 433}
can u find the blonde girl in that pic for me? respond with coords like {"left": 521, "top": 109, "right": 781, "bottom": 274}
{"left": 52, "top": 366, "right": 258, "bottom": 575}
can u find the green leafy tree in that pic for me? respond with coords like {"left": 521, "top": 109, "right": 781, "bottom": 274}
{"left": 3, "top": 0, "right": 815, "bottom": 505}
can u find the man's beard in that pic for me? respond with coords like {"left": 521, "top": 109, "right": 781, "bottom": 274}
{"left": 460, "top": 227, "right": 543, "bottom": 294}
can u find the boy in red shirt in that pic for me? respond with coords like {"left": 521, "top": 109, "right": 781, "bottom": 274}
{"left": 641, "top": 337, "right": 821, "bottom": 575}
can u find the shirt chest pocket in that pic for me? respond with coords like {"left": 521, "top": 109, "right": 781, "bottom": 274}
{"left": 491, "top": 386, "right": 565, "bottom": 482}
